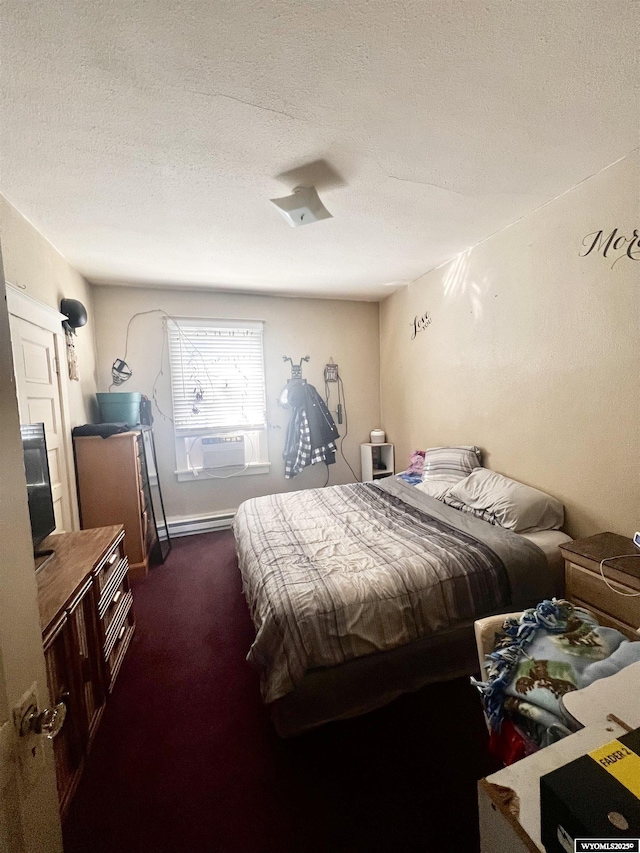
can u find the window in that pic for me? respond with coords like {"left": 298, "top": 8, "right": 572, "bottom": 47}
{"left": 166, "top": 318, "right": 269, "bottom": 479}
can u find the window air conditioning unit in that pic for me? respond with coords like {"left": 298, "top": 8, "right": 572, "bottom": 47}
{"left": 201, "top": 435, "right": 246, "bottom": 468}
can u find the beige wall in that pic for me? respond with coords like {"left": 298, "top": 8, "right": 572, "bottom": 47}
{"left": 0, "top": 194, "right": 98, "bottom": 425}
{"left": 92, "top": 286, "right": 380, "bottom": 522}
{"left": 380, "top": 151, "right": 639, "bottom": 539}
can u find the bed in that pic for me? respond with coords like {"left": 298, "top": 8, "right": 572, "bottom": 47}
{"left": 234, "top": 474, "right": 570, "bottom": 736}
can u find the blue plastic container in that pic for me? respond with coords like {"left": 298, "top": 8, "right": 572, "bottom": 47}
{"left": 96, "top": 392, "right": 142, "bottom": 427}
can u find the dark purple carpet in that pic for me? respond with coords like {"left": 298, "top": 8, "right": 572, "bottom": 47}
{"left": 63, "top": 530, "right": 492, "bottom": 853}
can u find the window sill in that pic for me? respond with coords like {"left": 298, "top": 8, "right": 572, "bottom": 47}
{"left": 174, "top": 462, "right": 271, "bottom": 482}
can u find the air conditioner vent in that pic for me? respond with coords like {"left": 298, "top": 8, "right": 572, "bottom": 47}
{"left": 201, "top": 435, "right": 246, "bottom": 468}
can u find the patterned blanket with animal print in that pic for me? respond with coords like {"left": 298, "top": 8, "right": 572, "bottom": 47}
{"left": 477, "top": 599, "right": 640, "bottom": 744}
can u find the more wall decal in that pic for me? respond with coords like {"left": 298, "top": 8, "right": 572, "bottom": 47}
{"left": 411, "top": 311, "right": 432, "bottom": 340}
{"left": 579, "top": 228, "right": 640, "bottom": 268}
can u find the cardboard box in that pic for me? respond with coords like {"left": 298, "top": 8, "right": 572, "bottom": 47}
{"left": 541, "top": 728, "right": 640, "bottom": 852}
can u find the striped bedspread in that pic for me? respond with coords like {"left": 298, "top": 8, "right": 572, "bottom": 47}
{"left": 234, "top": 480, "right": 513, "bottom": 703}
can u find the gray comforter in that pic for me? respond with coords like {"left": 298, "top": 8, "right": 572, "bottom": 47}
{"left": 234, "top": 477, "right": 550, "bottom": 703}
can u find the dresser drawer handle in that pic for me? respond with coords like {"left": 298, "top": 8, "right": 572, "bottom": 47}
{"left": 118, "top": 625, "right": 126, "bottom": 642}
{"left": 107, "top": 552, "right": 119, "bottom": 566}
{"left": 112, "top": 590, "right": 123, "bottom": 606}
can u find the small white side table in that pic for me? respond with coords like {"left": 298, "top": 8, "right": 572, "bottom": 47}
{"left": 360, "top": 442, "right": 394, "bottom": 482}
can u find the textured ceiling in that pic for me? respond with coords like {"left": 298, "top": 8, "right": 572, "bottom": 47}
{"left": 1, "top": 0, "right": 638, "bottom": 300}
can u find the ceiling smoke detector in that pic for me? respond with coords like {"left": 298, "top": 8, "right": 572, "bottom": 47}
{"left": 269, "top": 186, "right": 333, "bottom": 227}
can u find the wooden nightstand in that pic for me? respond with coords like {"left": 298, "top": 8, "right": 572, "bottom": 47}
{"left": 559, "top": 532, "right": 640, "bottom": 641}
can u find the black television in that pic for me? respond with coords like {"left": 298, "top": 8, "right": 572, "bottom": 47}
{"left": 20, "top": 423, "right": 56, "bottom": 564}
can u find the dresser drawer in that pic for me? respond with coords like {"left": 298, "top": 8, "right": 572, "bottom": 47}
{"left": 571, "top": 597, "right": 640, "bottom": 642}
{"left": 103, "top": 591, "right": 133, "bottom": 662}
{"left": 100, "top": 576, "right": 131, "bottom": 635}
{"left": 93, "top": 535, "right": 126, "bottom": 593}
{"left": 96, "top": 555, "right": 129, "bottom": 619}
{"left": 566, "top": 561, "right": 640, "bottom": 628}
{"left": 105, "top": 602, "right": 135, "bottom": 691}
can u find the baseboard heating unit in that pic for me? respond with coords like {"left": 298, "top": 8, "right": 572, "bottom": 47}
{"left": 167, "top": 512, "right": 236, "bottom": 538}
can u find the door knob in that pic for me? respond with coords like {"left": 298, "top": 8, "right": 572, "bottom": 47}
{"left": 19, "top": 701, "right": 67, "bottom": 740}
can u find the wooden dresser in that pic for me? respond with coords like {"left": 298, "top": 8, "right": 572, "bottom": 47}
{"left": 74, "top": 431, "right": 160, "bottom": 578}
{"left": 36, "top": 525, "right": 135, "bottom": 817}
{"left": 560, "top": 531, "right": 640, "bottom": 641}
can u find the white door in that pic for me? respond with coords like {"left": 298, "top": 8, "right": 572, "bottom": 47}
{"left": 9, "top": 317, "right": 73, "bottom": 534}
{"left": 1, "top": 261, "right": 64, "bottom": 849}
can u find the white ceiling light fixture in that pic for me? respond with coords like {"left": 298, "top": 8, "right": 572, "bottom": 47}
{"left": 269, "top": 186, "right": 333, "bottom": 227}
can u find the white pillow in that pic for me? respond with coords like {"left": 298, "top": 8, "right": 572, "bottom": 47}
{"left": 415, "top": 476, "right": 461, "bottom": 501}
{"left": 446, "top": 469, "right": 564, "bottom": 533}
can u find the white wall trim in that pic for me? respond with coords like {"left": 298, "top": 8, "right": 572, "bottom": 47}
{"left": 165, "top": 510, "right": 236, "bottom": 538}
{"left": 5, "top": 283, "right": 66, "bottom": 335}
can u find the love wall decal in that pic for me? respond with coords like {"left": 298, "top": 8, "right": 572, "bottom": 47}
{"left": 579, "top": 228, "right": 640, "bottom": 268}
{"left": 410, "top": 311, "right": 432, "bottom": 340}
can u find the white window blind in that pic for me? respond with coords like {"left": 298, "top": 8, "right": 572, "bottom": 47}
{"left": 167, "top": 319, "right": 266, "bottom": 433}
